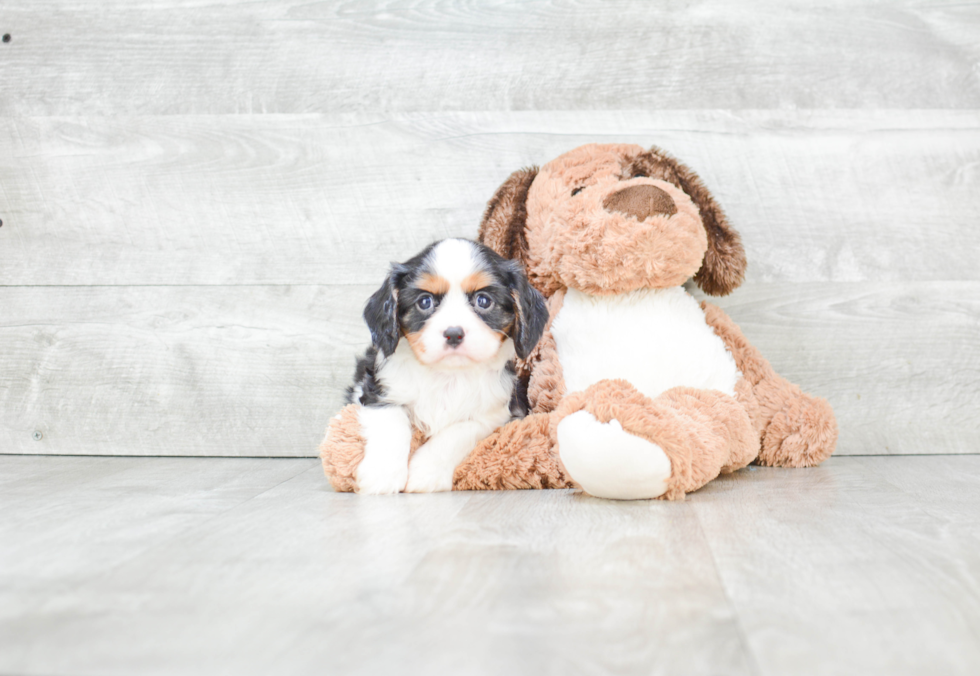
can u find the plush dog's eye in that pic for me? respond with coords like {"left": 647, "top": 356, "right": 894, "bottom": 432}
{"left": 475, "top": 293, "right": 493, "bottom": 310}
{"left": 571, "top": 186, "right": 585, "bottom": 196}
{"left": 633, "top": 172, "right": 648, "bottom": 178}
{"left": 417, "top": 295, "right": 433, "bottom": 311}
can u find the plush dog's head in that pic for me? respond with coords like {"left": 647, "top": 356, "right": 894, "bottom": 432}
{"left": 363, "top": 239, "right": 548, "bottom": 368}
{"left": 479, "top": 143, "right": 746, "bottom": 297}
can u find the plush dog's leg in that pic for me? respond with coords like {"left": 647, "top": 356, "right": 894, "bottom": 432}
{"left": 702, "top": 302, "right": 838, "bottom": 467}
{"left": 754, "top": 384, "right": 838, "bottom": 468}
{"left": 405, "top": 417, "right": 505, "bottom": 493}
{"left": 552, "top": 380, "right": 757, "bottom": 500}
{"left": 452, "top": 413, "right": 571, "bottom": 491}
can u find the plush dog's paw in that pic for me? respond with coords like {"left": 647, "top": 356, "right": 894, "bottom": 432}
{"left": 557, "top": 411, "right": 672, "bottom": 500}
{"left": 355, "top": 456, "right": 408, "bottom": 495}
{"left": 759, "top": 394, "right": 838, "bottom": 468}
{"left": 404, "top": 454, "right": 455, "bottom": 493}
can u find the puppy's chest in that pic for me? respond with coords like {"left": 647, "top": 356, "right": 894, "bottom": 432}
{"left": 551, "top": 287, "right": 740, "bottom": 400}
{"left": 379, "top": 344, "right": 513, "bottom": 436}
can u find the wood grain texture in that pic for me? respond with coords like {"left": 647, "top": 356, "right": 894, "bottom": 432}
{"left": 694, "top": 280, "right": 980, "bottom": 456}
{"left": 1, "top": 110, "right": 978, "bottom": 286}
{"left": 2, "top": 455, "right": 979, "bottom": 675}
{"left": 691, "top": 456, "right": 980, "bottom": 676}
{"left": 1, "top": 1, "right": 977, "bottom": 460}
{"left": 1, "top": 281, "right": 976, "bottom": 457}
{"left": 1, "top": 1, "right": 979, "bottom": 116}
{"left": 0, "top": 285, "right": 362, "bottom": 457}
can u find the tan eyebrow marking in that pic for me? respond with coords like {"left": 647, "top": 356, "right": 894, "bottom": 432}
{"left": 461, "top": 271, "right": 494, "bottom": 294}
{"left": 417, "top": 274, "right": 449, "bottom": 295}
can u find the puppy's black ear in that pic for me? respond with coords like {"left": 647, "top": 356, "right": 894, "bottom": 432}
{"left": 363, "top": 264, "right": 406, "bottom": 357}
{"left": 505, "top": 260, "right": 549, "bottom": 359}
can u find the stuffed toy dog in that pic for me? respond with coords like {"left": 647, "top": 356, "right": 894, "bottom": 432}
{"left": 321, "top": 143, "right": 838, "bottom": 500}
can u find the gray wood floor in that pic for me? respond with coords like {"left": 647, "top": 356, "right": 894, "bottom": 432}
{"left": 2, "top": 454, "right": 979, "bottom": 676}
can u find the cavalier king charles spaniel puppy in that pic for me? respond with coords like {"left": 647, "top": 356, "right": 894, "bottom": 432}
{"left": 347, "top": 238, "right": 548, "bottom": 494}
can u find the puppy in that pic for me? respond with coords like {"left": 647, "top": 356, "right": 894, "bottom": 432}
{"left": 347, "top": 238, "right": 548, "bottom": 494}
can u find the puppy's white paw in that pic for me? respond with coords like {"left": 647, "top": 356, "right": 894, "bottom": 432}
{"left": 557, "top": 411, "right": 672, "bottom": 500}
{"left": 354, "top": 405, "right": 413, "bottom": 495}
{"left": 404, "top": 455, "right": 455, "bottom": 493}
{"left": 355, "top": 456, "right": 408, "bottom": 495}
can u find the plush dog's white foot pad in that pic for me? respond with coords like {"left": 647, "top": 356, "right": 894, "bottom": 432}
{"left": 557, "top": 411, "right": 672, "bottom": 500}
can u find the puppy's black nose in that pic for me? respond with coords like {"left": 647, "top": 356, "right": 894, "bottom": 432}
{"left": 443, "top": 327, "right": 465, "bottom": 348}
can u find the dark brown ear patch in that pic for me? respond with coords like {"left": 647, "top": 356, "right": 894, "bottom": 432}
{"left": 603, "top": 184, "right": 677, "bottom": 221}
{"left": 630, "top": 146, "right": 746, "bottom": 296}
{"left": 478, "top": 166, "right": 539, "bottom": 266}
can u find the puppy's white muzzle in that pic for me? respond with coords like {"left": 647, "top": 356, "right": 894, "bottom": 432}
{"left": 417, "top": 292, "right": 503, "bottom": 368}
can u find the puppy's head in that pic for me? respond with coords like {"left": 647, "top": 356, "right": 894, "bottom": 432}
{"left": 364, "top": 239, "right": 548, "bottom": 368}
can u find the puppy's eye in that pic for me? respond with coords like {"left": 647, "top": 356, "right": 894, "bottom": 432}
{"left": 571, "top": 186, "right": 585, "bottom": 196}
{"left": 633, "top": 172, "right": 648, "bottom": 179}
{"left": 417, "top": 295, "right": 433, "bottom": 311}
{"left": 475, "top": 294, "right": 493, "bottom": 310}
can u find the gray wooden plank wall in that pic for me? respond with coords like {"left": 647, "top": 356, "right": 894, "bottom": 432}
{"left": 1, "top": 2, "right": 978, "bottom": 457}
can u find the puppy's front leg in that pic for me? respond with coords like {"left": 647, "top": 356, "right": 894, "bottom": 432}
{"left": 355, "top": 406, "right": 413, "bottom": 495}
{"left": 404, "top": 419, "right": 499, "bottom": 493}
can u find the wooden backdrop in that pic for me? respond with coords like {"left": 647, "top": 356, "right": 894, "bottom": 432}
{"left": 1, "top": 1, "right": 978, "bottom": 457}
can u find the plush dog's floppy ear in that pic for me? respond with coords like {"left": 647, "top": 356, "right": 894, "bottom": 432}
{"left": 503, "top": 260, "right": 548, "bottom": 359}
{"left": 478, "top": 166, "right": 539, "bottom": 268}
{"left": 363, "top": 263, "right": 407, "bottom": 357}
{"left": 629, "top": 146, "right": 746, "bottom": 296}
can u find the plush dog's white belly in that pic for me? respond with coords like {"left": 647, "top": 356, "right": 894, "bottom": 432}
{"left": 551, "top": 287, "right": 740, "bottom": 400}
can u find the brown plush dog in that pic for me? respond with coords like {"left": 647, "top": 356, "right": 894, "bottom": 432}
{"left": 321, "top": 143, "right": 838, "bottom": 499}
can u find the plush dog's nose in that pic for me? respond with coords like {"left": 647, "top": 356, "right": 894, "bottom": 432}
{"left": 443, "top": 327, "right": 465, "bottom": 348}
{"left": 603, "top": 184, "right": 677, "bottom": 221}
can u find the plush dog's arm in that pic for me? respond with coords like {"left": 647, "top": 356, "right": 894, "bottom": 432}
{"left": 453, "top": 412, "right": 571, "bottom": 490}
{"left": 700, "top": 302, "right": 775, "bottom": 387}
{"left": 319, "top": 404, "right": 367, "bottom": 493}
{"left": 701, "top": 301, "right": 838, "bottom": 467}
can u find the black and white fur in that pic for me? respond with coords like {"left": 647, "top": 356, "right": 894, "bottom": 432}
{"left": 346, "top": 238, "right": 548, "bottom": 494}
